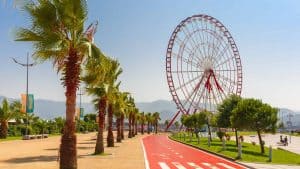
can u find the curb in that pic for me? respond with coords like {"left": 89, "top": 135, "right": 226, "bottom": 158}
{"left": 168, "top": 136, "right": 255, "bottom": 169}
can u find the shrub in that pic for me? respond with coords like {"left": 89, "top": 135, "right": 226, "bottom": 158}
{"left": 225, "top": 133, "right": 231, "bottom": 141}
{"left": 217, "top": 131, "right": 225, "bottom": 141}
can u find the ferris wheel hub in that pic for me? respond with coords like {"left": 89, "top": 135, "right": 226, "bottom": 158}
{"left": 202, "top": 57, "right": 214, "bottom": 72}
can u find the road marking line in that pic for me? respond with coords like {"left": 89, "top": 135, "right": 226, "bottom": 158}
{"left": 141, "top": 139, "right": 150, "bottom": 169}
{"left": 216, "top": 163, "right": 236, "bottom": 169}
{"left": 187, "top": 162, "right": 204, "bottom": 169}
{"left": 159, "top": 162, "right": 170, "bottom": 169}
{"left": 172, "top": 162, "right": 186, "bottom": 169}
{"left": 179, "top": 155, "right": 184, "bottom": 158}
{"left": 202, "top": 163, "right": 219, "bottom": 169}
{"left": 175, "top": 152, "right": 179, "bottom": 154}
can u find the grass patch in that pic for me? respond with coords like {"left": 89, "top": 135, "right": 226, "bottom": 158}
{"left": 226, "top": 131, "right": 257, "bottom": 136}
{"left": 0, "top": 136, "right": 22, "bottom": 142}
{"left": 171, "top": 132, "right": 300, "bottom": 165}
{"left": 0, "top": 133, "right": 61, "bottom": 142}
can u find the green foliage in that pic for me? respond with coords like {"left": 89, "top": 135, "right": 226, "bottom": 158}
{"left": 0, "top": 99, "right": 21, "bottom": 122}
{"left": 231, "top": 98, "right": 278, "bottom": 132}
{"left": 174, "top": 121, "right": 180, "bottom": 128}
{"left": 216, "top": 131, "right": 225, "bottom": 141}
{"left": 84, "top": 113, "right": 96, "bottom": 122}
{"left": 231, "top": 98, "right": 278, "bottom": 153}
{"left": 217, "top": 94, "right": 241, "bottom": 128}
{"left": 76, "top": 117, "right": 97, "bottom": 132}
{"left": 15, "top": 0, "right": 101, "bottom": 73}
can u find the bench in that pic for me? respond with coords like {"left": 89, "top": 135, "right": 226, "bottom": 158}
{"left": 22, "top": 134, "right": 49, "bottom": 140}
{"left": 277, "top": 142, "right": 287, "bottom": 146}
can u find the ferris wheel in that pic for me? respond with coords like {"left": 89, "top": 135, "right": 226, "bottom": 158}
{"left": 165, "top": 14, "right": 242, "bottom": 129}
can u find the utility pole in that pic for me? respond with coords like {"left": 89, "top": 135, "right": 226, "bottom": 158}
{"left": 12, "top": 53, "right": 36, "bottom": 136}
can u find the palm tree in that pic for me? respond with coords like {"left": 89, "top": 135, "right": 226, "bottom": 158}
{"left": 145, "top": 112, "right": 152, "bottom": 134}
{"left": 134, "top": 109, "right": 140, "bottom": 136}
{"left": 106, "top": 59, "right": 122, "bottom": 147}
{"left": 140, "top": 112, "right": 145, "bottom": 134}
{"left": 114, "top": 92, "right": 129, "bottom": 142}
{"left": 0, "top": 99, "right": 21, "bottom": 138}
{"left": 127, "top": 97, "right": 135, "bottom": 138}
{"left": 83, "top": 51, "right": 109, "bottom": 154}
{"left": 152, "top": 112, "right": 161, "bottom": 134}
{"left": 15, "top": 1, "right": 101, "bottom": 168}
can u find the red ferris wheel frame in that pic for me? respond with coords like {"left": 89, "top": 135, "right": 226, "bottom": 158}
{"left": 165, "top": 14, "right": 242, "bottom": 131}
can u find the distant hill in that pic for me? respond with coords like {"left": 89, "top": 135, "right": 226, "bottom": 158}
{"left": 136, "top": 100, "right": 177, "bottom": 122}
{"left": 1, "top": 95, "right": 300, "bottom": 127}
{"left": 0, "top": 96, "right": 94, "bottom": 119}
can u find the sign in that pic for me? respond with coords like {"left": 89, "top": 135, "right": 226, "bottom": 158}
{"left": 21, "top": 94, "right": 34, "bottom": 113}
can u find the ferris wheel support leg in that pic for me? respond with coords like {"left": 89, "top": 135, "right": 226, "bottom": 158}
{"left": 165, "top": 110, "right": 181, "bottom": 131}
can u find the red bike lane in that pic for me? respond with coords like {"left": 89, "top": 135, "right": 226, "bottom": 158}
{"left": 142, "top": 135, "right": 248, "bottom": 169}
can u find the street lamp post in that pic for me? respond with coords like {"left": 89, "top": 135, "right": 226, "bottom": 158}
{"left": 77, "top": 88, "right": 84, "bottom": 119}
{"left": 12, "top": 53, "right": 36, "bottom": 136}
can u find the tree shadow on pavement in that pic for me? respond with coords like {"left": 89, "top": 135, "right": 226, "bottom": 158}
{"left": 44, "top": 148, "right": 59, "bottom": 151}
{"left": 3, "top": 154, "right": 91, "bottom": 164}
{"left": 3, "top": 155, "right": 58, "bottom": 163}
{"left": 78, "top": 141, "right": 95, "bottom": 145}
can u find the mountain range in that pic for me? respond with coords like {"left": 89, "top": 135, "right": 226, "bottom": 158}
{"left": 1, "top": 95, "right": 300, "bottom": 127}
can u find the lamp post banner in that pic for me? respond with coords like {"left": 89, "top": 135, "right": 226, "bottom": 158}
{"left": 21, "top": 94, "right": 34, "bottom": 113}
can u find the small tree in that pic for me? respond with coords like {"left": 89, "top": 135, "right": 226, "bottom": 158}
{"left": 174, "top": 121, "right": 180, "bottom": 131}
{"left": 232, "top": 98, "right": 278, "bottom": 154}
{"left": 217, "top": 94, "right": 241, "bottom": 146}
{"left": 198, "top": 110, "right": 214, "bottom": 141}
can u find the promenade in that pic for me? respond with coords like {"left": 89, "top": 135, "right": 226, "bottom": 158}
{"left": 240, "top": 133, "right": 300, "bottom": 154}
{"left": 0, "top": 132, "right": 145, "bottom": 169}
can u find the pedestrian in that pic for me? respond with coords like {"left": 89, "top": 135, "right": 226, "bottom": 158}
{"left": 280, "top": 135, "right": 283, "bottom": 143}
{"left": 284, "top": 136, "right": 288, "bottom": 146}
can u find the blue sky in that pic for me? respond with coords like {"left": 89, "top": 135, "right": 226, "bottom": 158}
{"left": 1, "top": 0, "right": 300, "bottom": 110}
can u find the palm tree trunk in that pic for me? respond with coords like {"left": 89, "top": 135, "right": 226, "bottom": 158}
{"left": 0, "top": 120, "right": 8, "bottom": 139}
{"left": 147, "top": 122, "right": 150, "bottom": 134}
{"left": 95, "top": 97, "right": 106, "bottom": 154}
{"left": 141, "top": 121, "right": 144, "bottom": 134}
{"left": 107, "top": 103, "right": 114, "bottom": 147}
{"left": 132, "top": 115, "right": 135, "bottom": 137}
{"left": 128, "top": 113, "right": 132, "bottom": 138}
{"left": 121, "top": 114, "right": 124, "bottom": 140}
{"left": 135, "top": 121, "right": 138, "bottom": 135}
{"left": 155, "top": 122, "right": 158, "bottom": 134}
{"left": 116, "top": 117, "right": 121, "bottom": 142}
{"left": 257, "top": 130, "right": 265, "bottom": 154}
{"left": 60, "top": 51, "right": 79, "bottom": 169}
